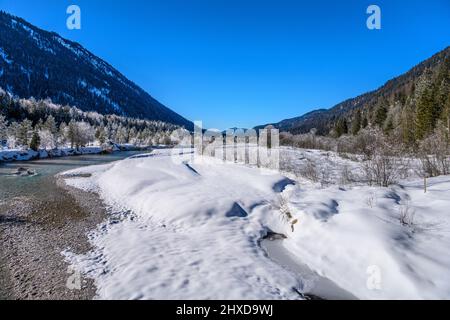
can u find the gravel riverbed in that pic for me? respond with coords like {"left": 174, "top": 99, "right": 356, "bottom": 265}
{"left": 0, "top": 176, "right": 106, "bottom": 300}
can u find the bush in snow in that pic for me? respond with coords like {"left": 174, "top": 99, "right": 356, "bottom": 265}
{"left": 362, "top": 129, "right": 410, "bottom": 187}
{"left": 339, "top": 164, "right": 354, "bottom": 186}
{"left": 299, "top": 160, "right": 319, "bottom": 182}
{"left": 274, "top": 196, "right": 298, "bottom": 232}
{"left": 399, "top": 201, "right": 416, "bottom": 228}
{"left": 417, "top": 125, "right": 450, "bottom": 177}
{"left": 280, "top": 131, "right": 337, "bottom": 151}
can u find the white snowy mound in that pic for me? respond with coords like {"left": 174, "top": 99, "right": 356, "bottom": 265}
{"left": 62, "top": 148, "right": 450, "bottom": 300}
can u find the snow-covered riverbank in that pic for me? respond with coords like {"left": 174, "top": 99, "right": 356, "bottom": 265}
{"left": 61, "top": 148, "right": 450, "bottom": 300}
{"left": 0, "top": 144, "right": 149, "bottom": 162}
{"left": 0, "top": 147, "right": 103, "bottom": 162}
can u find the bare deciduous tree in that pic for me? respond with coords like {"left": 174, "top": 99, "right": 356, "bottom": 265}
{"left": 362, "top": 129, "right": 410, "bottom": 187}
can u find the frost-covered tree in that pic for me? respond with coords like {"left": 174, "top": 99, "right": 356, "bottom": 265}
{"left": 77, "top": 121, "right": 95, "bottom": 147}
{"left": 45, "top": 115, "right": 58, "bottom": 137}
{"left": 0, "top": 115, "right": 8, "bottom": 145}
{"left": 16, "top": 119, "right": 33, "bottom": 148}
{"left": 39, "top": 130, "right": 54, "bottom": 149}
{"left": 170, "top": 128, "right": 192, "bottom": 146}
{"left": 114, "top": 126, "right": 128, "bottom": 144}
{"left": 95, "top": 125, "right": 107, "bottom": 145}
{"left": 128, "top": 127, "right": 137, "bottom": 144}
{"left": 65, "top": 120, "right": 78, "bottom": 148}
{"left": 29, "top": 130, "right": 41, "bottom": 151}
{"left": 39, "top": 115, "right": 59, "bottom": 149}
{"left": 7, "top": 122, "right": 19, "bottom": 148}
{"left": 0, "top": 89, "right": 181, "bottom": 149}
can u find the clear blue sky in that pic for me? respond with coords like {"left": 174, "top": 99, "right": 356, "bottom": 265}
{"left": 1, "top": 0, "right": 449, "bottom": 129}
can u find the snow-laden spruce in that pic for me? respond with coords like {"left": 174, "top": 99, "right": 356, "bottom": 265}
{"left": 62, "top": 148, "right": 450, "bottom": 300}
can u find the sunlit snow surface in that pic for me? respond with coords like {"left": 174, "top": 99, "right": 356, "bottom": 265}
{"left": 62, "top": 148, "right": 450, "bottom": 300}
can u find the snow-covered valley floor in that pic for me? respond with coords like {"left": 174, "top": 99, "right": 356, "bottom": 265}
{"left": 61, "top": 148, "right": 450, "bottom": 300}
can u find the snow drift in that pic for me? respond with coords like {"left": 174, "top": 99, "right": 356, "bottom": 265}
{"left": 61, "top": 148, "right": 450, "bottom": 300}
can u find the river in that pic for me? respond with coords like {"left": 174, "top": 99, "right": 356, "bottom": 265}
{"left": 0, "top": 151, "right": 149, "bottom": 201}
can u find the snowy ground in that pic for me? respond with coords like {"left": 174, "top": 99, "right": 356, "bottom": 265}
{"left": 279, "top": 147, "right": 419, "bottom": 186}
{"left": 61, "top": 148, "right": 450, "bottom": 300}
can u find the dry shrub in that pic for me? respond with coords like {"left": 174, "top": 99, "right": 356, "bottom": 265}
{"left": 361, "top": 128, "right": 410, "bottom": 187}
{"left": 299, "top": 160, "right": 319, "bottom": 182}
{"left": 418, "top": 126, "right": 450, "bottom": 178}
{"left": 339, "top": 164, "right": 354, "bottom": 185}
{"left": 399, "top": 201, "right": 415, "bottom": 227}
{"left": 276, "top": 196, "right": 298, "bottom": 232}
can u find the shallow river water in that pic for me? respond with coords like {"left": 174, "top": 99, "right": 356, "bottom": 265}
{"left": 0, "top": 151, "right": 149, "bottom": 202}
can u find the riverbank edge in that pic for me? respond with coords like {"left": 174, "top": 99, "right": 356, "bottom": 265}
{"left": 0, "top": 145, "right": 152, "bottom": 163}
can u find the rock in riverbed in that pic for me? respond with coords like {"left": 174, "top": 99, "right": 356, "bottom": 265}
{"left": 12, "top": 167, "right": 36, "bottom": 176}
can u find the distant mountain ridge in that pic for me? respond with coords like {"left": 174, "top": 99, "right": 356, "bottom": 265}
{"left": 0, "top": 11, "right": 193, "bottom": 130}
{"left": 257, "top": 46, "right": 450, "bottom": 135}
